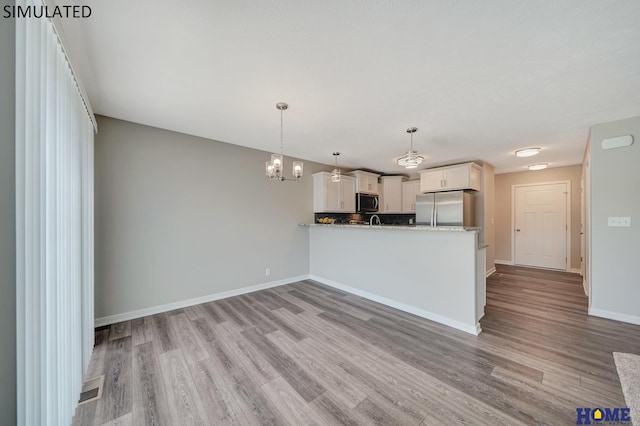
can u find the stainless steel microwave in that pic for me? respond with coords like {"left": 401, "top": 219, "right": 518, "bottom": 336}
{"left": 356, "top": 193, "right": 379, "bottom": 213}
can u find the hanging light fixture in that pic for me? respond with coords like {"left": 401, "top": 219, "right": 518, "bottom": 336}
{"left": 397, "top": 127, "right": 424, "bottom": 169}
{"left": 331, "top": 152, "right": 341, "bottom": 182}
{"left": 265, "top": 102, "right": 303, "bottom": 181}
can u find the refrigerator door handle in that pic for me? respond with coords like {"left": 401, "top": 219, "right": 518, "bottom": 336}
{"left": 434, "top": 206, "right": 437, "bottom": 227}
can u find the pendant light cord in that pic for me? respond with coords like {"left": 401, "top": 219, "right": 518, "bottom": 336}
{"left": 280, "top": 108, "right": 284, "bottom": 156}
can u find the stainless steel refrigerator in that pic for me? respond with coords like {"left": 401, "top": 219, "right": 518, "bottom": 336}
{"left": 415, "top": 190, "right": 476, "bottom": 227}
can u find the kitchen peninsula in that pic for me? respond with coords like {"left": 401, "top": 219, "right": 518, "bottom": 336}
{"left": 304, "top": 223, "right": 486, "bottom": 335}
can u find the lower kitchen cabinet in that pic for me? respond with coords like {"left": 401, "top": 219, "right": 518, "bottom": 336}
{"left": 313, "top": 172, "right": 356, "bottom": 213}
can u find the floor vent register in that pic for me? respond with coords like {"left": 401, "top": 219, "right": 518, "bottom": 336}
{"left": 78, "top": 375, "right": 104, "bottom": 405}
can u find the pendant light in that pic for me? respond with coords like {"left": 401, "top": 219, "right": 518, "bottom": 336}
{"left": 265, "top": 102, "right": 303, "bottom": 181}
{"left": 397, "top": 127, "right": 424, "bottom": 169}
{"left": 331, "top": 152, "right": 341, "bottom": 182}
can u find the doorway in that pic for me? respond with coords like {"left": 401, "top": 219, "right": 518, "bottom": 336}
{"left": 513, "top": 182, "right": 570, "bottom": 270}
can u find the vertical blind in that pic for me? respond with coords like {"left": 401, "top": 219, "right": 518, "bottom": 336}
{"left": 15, "top": 1, "right": 96, "bottom": 424}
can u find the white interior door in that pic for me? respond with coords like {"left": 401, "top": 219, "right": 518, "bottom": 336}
{"left": 514, "top": 183, "right": 568, "bottom": 270}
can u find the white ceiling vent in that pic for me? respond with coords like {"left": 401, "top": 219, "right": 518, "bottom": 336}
{"left": 601, "top": 135, "right": 634, "bottom": 150}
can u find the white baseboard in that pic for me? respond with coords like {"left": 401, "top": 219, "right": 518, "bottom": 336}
{"left": 95, "top": 275, "right": 309, "bottom": 327}
{"left": 588, "top": 308, "right": 640, "bottom": 326}
{"left": 495, "top": 260, "right": 582, "bottom": 275}
{"left": 486, "top": 267, "right": 496, "bottom": 277}
{"left": 309, "top": 275, "right": 481, "bottom": 336}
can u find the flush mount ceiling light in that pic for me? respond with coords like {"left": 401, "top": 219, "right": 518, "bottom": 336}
{"left": 265, "top": 102, "right": 303, "bottom": 182}
{"left": 528, "top": 163, "right": 548, "bottom": 171}
{"left": 515, "top": 147, "right": 541, "bottom": 157}
{"left": 397, "top": 127, "right": 424, "bottom": 169}
{"left": 331, "top": 152, "right": 341, "bottom": 182}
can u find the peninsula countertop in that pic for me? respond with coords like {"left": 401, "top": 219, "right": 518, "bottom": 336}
{"left": 300, "top": 223, "right": 481, "bottom": 232}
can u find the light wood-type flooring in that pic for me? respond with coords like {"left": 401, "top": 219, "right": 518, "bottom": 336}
{"left": 73, "top": 265, "right": 640, "bottom": 425}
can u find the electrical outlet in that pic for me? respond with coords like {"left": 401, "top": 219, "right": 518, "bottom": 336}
{"left": 265, "top": 268, "right": 271, "bottom": 276}
{"left": 608, "top": 217, "right": 632, "bottom": 227}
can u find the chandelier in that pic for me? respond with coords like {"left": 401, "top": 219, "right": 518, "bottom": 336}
{"left": 265, "top": 102, "right": 303, "bottom": 181}
{"left": 397, "top": 127, "right": 424, "bottom": 169}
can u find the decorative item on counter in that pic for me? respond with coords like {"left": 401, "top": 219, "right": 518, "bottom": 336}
{"left": 318, "top": 217, "right": 335, "bottom": 224}
{"left": 265, "top": 102, "right": 303, "bottom": 182}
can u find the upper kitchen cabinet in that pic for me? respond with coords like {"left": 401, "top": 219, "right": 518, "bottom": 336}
{"left": 379, "top": 176, "right": 407, "bottom": 213}
{"left": 347, "top": 170, "right": 380, "bottom": 194}
{"left": 419, "top": 162, "right": 481, "bottom": 193}
{"left": 313, "top": 172, "right": 356, "bottom": 213}
{"left": 402, "top": 180, "right": 421, "bottom": 213}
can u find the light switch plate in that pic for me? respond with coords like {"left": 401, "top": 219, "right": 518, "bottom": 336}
{"left": 608, "top": 217, "right": 632, "bottom": 227}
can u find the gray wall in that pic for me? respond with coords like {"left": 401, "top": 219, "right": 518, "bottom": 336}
{"left": 480, "top": 162, "right": 495, "bottom": 272}
{"left": 590, "top": 116, "right": 640, "bottom": 321}
{"left": 582, "top": 139, "right": 591, "bottom": 293}
{"left": 0, "top": 2, "right": 17, "bottom": 423}
{"left": 95, "top": 116, "right": 329, "bottom": 320}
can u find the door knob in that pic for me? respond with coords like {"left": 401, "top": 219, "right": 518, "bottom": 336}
{"left": 516, "top": 229, "right": 521, "bottom": 232}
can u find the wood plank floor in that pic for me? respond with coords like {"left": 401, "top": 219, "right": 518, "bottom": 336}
{"left": 73, "top": 265, "right": 640, "bottom": 425}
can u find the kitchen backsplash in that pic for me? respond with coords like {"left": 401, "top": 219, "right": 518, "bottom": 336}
{"left": 314, "top": 212, "right": 416, "bottom": 225}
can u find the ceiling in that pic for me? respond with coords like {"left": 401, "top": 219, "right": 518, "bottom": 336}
{"left": 57, "top": 0, "right": 640, "bottom": 174}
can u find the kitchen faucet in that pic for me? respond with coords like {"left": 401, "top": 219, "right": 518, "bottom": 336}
{"left": 369, "top": 214, "right": 381, "bottom": 226}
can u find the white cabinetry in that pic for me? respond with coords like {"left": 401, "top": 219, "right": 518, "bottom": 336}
{"left": 419, "top": 162, "right": 481, "bottom": 193}
{"left": 347, "top": 170, "right": 380, "bottom": 194}
{"left": 420, "top": 171, "right": 443, "bottom": 192}
{"left": 402, "top": 180, "right": 421, "bottom": 213}
{"left": 380, "top": 176, "right": 406, "bottom": 213}
{"left": 313, "top": 172, "right": 356, "bottom": 213}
